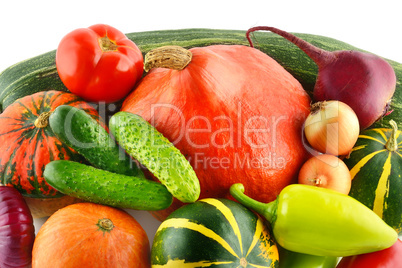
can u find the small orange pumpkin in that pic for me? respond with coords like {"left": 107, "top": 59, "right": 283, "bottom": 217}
{"left": 0, "top": 90, "right": 104, "bottom": 198}
{"left": 32, "top": 203, "right": 150, "bottom": 268}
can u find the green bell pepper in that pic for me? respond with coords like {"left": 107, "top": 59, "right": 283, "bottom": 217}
{"left": 229, "top": 183, "right": 397, "bottom": 257}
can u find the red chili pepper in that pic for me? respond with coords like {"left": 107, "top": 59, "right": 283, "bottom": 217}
{"left": 337, "top": 239, "right": 402, "bottom": 268}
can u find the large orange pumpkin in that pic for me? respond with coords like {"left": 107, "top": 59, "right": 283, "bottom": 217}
{"left": 32, "top": 203, "right": 150, "bottom": 268}
{"left": 121, "top": 45, "right": 311, "bottom": 220}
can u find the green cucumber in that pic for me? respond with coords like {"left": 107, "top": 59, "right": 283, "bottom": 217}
{"left": 109, "top": 111, "right": 200, "bottom": 203}
{"left": 0, "top": 28, "right": 400, "bottom": 128}
{"left": 43, "top": 160, "right": 173, "bottom": 211}
{"left": 49, "top": 105, "right": 144, "bottom": 178}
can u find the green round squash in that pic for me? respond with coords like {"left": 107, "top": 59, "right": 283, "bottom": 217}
{"left": 151, "top": 198, "right": 279, "bottom": 268}
{"left": 343, "top": 120, "right": 402, "bottom": 234}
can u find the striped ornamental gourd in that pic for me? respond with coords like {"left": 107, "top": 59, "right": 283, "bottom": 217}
{"left": 344, "top": 120, "right": 402, "bottom": 234}
{"left": 151, "top": 198, "right": 279, "bottom": 268}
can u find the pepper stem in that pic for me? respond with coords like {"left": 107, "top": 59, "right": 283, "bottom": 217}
{"left": 229, "top": 183, "right": 277, "bottom": 224}
{"left": 385, "top": 120, "right": 399, "bottom": 152}
{"left": 144, "top": 45, "right": 192, "bottom": 72}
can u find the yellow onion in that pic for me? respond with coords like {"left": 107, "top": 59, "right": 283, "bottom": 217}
{"left": 304, "top": 100, "right": 360, "bottom": 156}
{"left": 298, "top": 154, "right": 351, "bottom": 194}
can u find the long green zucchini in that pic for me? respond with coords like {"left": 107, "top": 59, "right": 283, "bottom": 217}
{"left": 0, "top": 28, "right": 400, "bottom": 128}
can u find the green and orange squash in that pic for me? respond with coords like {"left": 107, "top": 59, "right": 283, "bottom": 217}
{"left": 151, "top": 198, "right": 279, "bottom": 267}
{"left": 0, "top": 90, "right": 104, "bottom": 198}
{"left": 343, "top": 120, "right": 402, "bottom": 234}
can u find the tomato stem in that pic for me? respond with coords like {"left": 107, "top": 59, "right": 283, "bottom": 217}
{"left": 99, "top": 36, "right": 118, "bottom": 52}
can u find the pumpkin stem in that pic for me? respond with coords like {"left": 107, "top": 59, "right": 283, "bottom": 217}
{"left": 97, "top": 218, "right": 114, "bottom": 233}
{"left": 385, "top": 120, "right": 399, "bottom": 152}
{"left": 34, "top": 111, "right": 52, "bottom": 128}
{"left": 144, "top": 45, "right": 192, "bottom": 72}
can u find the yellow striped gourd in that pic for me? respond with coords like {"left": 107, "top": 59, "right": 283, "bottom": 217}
{"left": 344, "top": 120, "right": 402, "bottom": 234}
{"left": 151, "top": 198, "right": 279, "bottom": 267}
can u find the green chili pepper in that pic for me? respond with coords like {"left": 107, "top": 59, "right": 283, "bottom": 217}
{"left": 278, "top": 246, "right": 339, "bottom": 268}
{"left": 229, "top": 183, "right": 397, "bottom": 257}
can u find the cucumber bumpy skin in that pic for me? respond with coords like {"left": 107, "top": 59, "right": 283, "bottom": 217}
{"left": 109, "top": 111, "right": 200, "bottom": 203}
{"left": 49, "top": 105, "right": 144, "bottom": 178}
{"left": 44, "top": 160, "right": 173, "bottom": 211}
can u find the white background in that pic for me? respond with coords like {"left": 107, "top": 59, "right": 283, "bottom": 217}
{"left": 1, "top": 0, "right": 401, "bottom": 246}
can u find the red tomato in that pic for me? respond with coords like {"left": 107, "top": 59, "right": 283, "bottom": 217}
{"left": 337, "top": 239, "right": 402, "bottom": 268}
{"left": 56, "top": 24, "right": 143, "bottom": 103}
